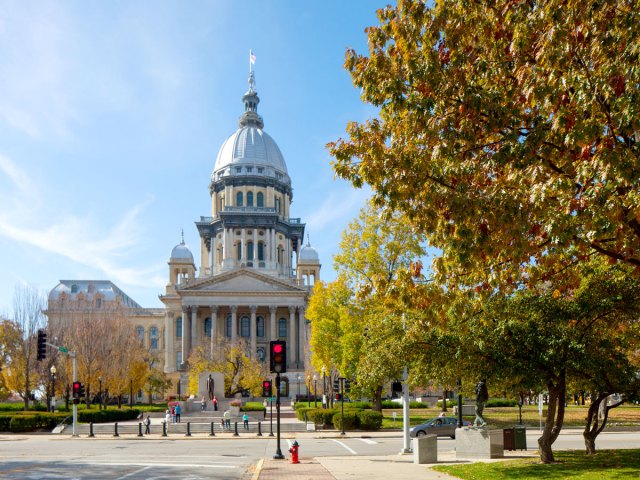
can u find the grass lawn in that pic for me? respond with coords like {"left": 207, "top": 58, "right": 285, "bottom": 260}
{"left": 380, "top": 405, "right": 640, "bottom": 429}
{"left": 432, "top": 449, "right": 640, "bottom": 479}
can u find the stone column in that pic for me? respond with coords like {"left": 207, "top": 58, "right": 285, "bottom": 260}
{"left": 181, "top": 307, "right": 190, "bottom": 368}
{"left": 164, "top": 312, "right": 175, "bottom": 373}
{"left": 289, "top": 306, "right": 297, "bottom": 368}
{"left": 210, "top": 305, "right": 218, "bottom": 359}
{"left": 191, "top": 307, "right": 198, "bottom": 353}
{"left": 250, "top": 305, "right": 257, "bottom": 359}
{"left": 241, "top": 229, "right": 246, "bottom": 264}
{"left": 231, "top": 305, "right": 238, "bottom": 344}
{"left": 253, "top": 229, "right": 258, "bottom": 262}
{"left": 298, "top": 305, "right": 305, "bottom": 369}
{"left": 269, "top": 306, "right": 277, "bottom": 341}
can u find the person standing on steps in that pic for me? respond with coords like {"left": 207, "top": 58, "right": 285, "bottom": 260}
{"left": 201, "top": 396, "right": 206, "bottom": 411}
{"left": 213, "top": 395, "right": 218, "bottom": 411}
{"left": 144, "top": 415, "right": 151, "bottom": 435}
{"left": 175, "top": 403, "right": 182, "bottom": 423}
{"left": 243, "top": 412, "right": 249, "bottom": 430}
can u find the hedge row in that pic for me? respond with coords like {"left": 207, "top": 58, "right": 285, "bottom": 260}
{"left": 302, "top": 408, "right": 383, "bottom": 430}
{"left": 381, "top": 400, "right": 428, "bottom": 409}
{"left": 241, "top": 402, "right": 267, "bottom": 412}
{"left": 0, "top": 412, "right": 67, "bottom": 432}
{"left": 78, "top": 409, "right": 141, "bottom": 423}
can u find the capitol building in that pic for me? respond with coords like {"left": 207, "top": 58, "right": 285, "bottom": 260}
{"left": 46, "top": 70, "right": 320, "bottom": 399}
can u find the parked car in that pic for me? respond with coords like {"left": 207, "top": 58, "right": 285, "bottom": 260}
{"left": 409, "top": 416, "right": 471, "bottom": 439}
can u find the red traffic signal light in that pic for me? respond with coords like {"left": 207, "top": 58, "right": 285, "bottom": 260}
{"left": 269, "top": 340, "right": 286, "bottom": 373}
{"left": 73, "top": 381, "right": 81, "bottom": 398}
{"left": 262, "top": 380, "right": 272, "bottom": 397}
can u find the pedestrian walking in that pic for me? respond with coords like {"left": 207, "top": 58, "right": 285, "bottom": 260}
{"left": 223, "top": 409, "right": 231, "bottom": 431}
{"left": 175, "top": 403, "right": 182, "bottom": 423}
{"left": 165, "top": 409, "right": 171, "bottom": 426}
{"left": 144, "top": 415, "right": 151, "bottom": 434}
{"left": 201, "top": 396, "right": 207, "bottom": 411}
{"left": 171, "top": 405, "right": 176, "bottom": 423}
{"left": 213, "top": 396, "right": 218, "bottom": 411}
{"left": 243, "top": 412, "right": 249, "bottom": 430}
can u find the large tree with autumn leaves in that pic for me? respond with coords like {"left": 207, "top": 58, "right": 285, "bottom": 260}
{"left": 329, "top": 0, "right": 640, "bottom": 292}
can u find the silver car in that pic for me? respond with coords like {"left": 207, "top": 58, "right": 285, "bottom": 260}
{"left": 409, "top": 417, "right": 471, "bottom": 439}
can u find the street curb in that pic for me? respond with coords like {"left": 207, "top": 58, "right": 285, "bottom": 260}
{"left": 252, "top": 458, "right": 264, "bottom": 480}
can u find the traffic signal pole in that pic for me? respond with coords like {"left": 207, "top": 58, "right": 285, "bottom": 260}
{"left": 273, "top": 373, "right": 284, "bottom": 459}
{"left": 71, "top": 353, "right": 78, "bottom": 437}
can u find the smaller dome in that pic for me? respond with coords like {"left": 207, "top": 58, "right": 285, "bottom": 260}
{"left": 299, "top": 244, "right": 319, "bottom": 263}
{"left": 171, "top": 241, "right": 194, "bottom": 262}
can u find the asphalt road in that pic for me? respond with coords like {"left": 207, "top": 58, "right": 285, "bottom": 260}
{"left": 1, "top": 430, "right": 639, "bottom": 479}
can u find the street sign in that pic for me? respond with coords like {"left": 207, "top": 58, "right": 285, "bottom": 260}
{"left": 59, "top": 347, "right": 69, "bottom": 353}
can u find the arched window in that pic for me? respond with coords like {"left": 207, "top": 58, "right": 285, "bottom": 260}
{"left": 258, "top": 242, "right": 264, "bottom": 261}
{"left": 236, "top": 191, "right": 243, "bottom": 207}
{"left": 226, "top": 315, "right": 232, "bottom": 337}
{"left": 136, "top": 326, "right": 144, "bottom": 345}
{"left": 275, "top": 197, "right": 281, "bottom": 213}
{"left": 257, "top": 192, "right": 264, "bottom": 207}
{"left": 278, "top": 318, "right": 287, "bottom": 337}
{"left": 247, "top": 191, "right": 254, "bottom": 207}
{"left": 71, "top": 284, "right": 79, "bottom": 294}
{"left": 257, "top": 316, "right": 265, "bottom": 337}
{"left": 176, "top": 317, "right": 182, "bottom": 338}
{"left": 204, "top": 317, "right": 212, "bottom": 337}
{"left": 150, "top": 327, "right": 158, "bottom": 350}
{"left": 247, "top": 242, "right": 254, "bottom": 260}
{"left": 237, "top": 242, "right": 242, "bottom": 260}
{"left": 241, "top": 316, "right": 250, "bottom": 337}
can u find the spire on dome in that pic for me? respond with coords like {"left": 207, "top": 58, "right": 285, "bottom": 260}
{"left": 181, "top": 229, "right": 185, "bottom": 244}
{"left": 239, "top": 52, "right": 264, "bottom": 129}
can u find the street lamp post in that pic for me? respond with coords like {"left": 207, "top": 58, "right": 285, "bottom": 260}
{"left": 321, "top": 366, "right": 326, "bottom": 408}
{"left": 307, "top": 375, "right": 311, "bottom": 405}
{"left": 98, "top": 377, "right": 102, "bottom": 410}
{"left": 313, "top": 375, "right": 317, "bottom": 409}
{"left": 50, "top": 366, "right": 57, "bottom": 412}
{"left": 296, "top": 374, "right": 301, "bottom": 400}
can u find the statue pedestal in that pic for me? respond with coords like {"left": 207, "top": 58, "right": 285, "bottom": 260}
{"left": 455, "top": 427, "right": 504, "bottom": 459}
{"left": 413, "top": 435, "right": 438, "bottom": 464}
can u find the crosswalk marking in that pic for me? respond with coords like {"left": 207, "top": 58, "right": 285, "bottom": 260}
{"left": 332, "top": 439, "right": 357, "bottom": 455}
{"left": 358, "top": 438, "right": 378, "bottom": 445}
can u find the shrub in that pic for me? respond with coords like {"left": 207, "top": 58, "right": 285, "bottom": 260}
{"left": 78, "top": 408, "right": 140, "bottom": 423}
{"left": 295, "top": 407, "right": 313, "bottom": 421}
{"left": 0, "top": 403, "right": 26, "bottom": 412}
{"left": 0, "top": 416, "right": 12, "bottom": 431}
{"left": 381, "top": 400, "right": 427, "bottom": 409}
{"left": 308, "top": 409, "right": 337, "bottom": 428}
{"left": 241, "top": 402, "right": 266, "bottom": 412}
{"left": 357, "top": 410, "right": 383, "bottom": 430}
{"left": 350, "top": 402, "right": 372, "bottom": 410}
{"left": 8, "top": 413, "right": 64, "bottom": 432}
{"left": 332, "top": 411, "right": 359, "bottom": 431}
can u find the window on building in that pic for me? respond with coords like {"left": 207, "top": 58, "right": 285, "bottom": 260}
{"left": 275, "top": 197, "right": 281, "bottom": 213}
{"left": 279, "top": 377, "right": 289, "bottom": 397}
{"left": 71, "top": 284, "right": 78, "bottom": 294}
{"left": 246, "top": 167, "right": 253, "bottom": 173}
{"left": 136, "top": 326, "right": 144, "bottom": 345}
{"left": 205, "top": 317, "right": 212, "bottom": 337}
{"left": 247, "top": 241, "right": 254, "bottom": 260}
{"left": 257, "top": 192, "right": 264, "bottom": 207}
{"left": 226, "top": 315, "right": 232, "bottom": 337}
{"left": 258, "top": 242, "right": 264, "bottom": 261}
{"left": 257, "top": 316, "right": 265, "bottom": 337}
{"left": 257, "top": 167, "right": 264, "bottom": 174}
{"left": 235, "top": 167, "right": 242, "bottom": 174}
{"left": 150, "top": 327, "right": 158, "bottom": 350}
{"left": 95, "top": 298, "right": 102, "bottom": 308}
{"left": 176, "top": 317, "right": 182, "bottom": 338}
{"left": 237, "top": 242, "right": 242, "bottom": 260}
{"left": 241, "top": 316, "right": 250, "bottom": 337}
{"left": 278, "top": 318, "right": 287, "bottom": 337}
{"left": 236, "top": 191, "right": 243, "bottom": 207}
{"left": 176, "top": 351, "right": 182, "bottom": 370}
{"left": 247, "top": 191, "right": 253, "bottom": 207}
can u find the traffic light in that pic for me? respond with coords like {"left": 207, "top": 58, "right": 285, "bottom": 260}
{"left": 335, "top": 393, "right": 342, "bottom": 401}
{"left": 345, "top": 380, "right": 352, "bottom": 394}
{"left": 391, "top": 381, "right": 402, "bottom": 393}
{"left": 79, "top": 383, "right": 85, "bottom": 398}
{"left": 262, "top": 380, "right": 272, "bottom": 397}
{"left": 36, "top": 330, "right": 47, "bottom": 361}
{"left": 333, "top": 378, "right": 339, "bottom": 391}
{"left": 269, "top": 340, "right": 286, "bottom": 373}
{"left": 73, "top": 381, "right": 81, "bottom": 398}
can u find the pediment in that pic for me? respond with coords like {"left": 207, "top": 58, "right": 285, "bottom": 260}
{"left": 179, "top": 270, "right": 304, "bottom": 294}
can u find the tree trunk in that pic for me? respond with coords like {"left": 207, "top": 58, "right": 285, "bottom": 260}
{"left": 583, "top": 393, "right": 622, "bottom": 454}
{"left": 372, "top": 384, "right": 383, "bottom": 412}
{"left": 537, "top": 376, "right": 566, "bottom": 463}
{"left": 442, "top": 390, "right": 448, "bottom": 412}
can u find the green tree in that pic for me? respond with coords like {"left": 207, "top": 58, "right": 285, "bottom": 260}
{"left": 307, "top": 201, "right": 426, "bottom": 410}
{"left": 461, "top": 261, "right": 640, "bottom": 463}
{"left": 330, "top": 0, "right": 640, "bottom": 292}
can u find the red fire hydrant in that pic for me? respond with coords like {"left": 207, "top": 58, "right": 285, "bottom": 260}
{"left": 289, "top": 440, "right": 300, "bottom": 464}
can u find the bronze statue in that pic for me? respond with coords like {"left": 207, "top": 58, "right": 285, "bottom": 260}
{"left": 474, "top": 379, "right": 489, "bottom": 426}
{"left": 206, "top": 374, "right": 215, "bottom": 401}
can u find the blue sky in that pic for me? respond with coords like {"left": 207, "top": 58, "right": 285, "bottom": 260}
{"left": 0, "top": 1, "right": 388, "bottom": 313}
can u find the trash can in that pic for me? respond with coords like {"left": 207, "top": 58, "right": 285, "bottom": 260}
{"left": 503, "top": 428, "right": 515, "bottom": 451}
{"left": 514, "top": 425, "right": 527, "bottom": 450}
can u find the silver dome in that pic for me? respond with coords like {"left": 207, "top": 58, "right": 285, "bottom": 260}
{"left": 213, "top": 126, "right": 288, "bottom": 176}
{"left": 299, "top": 244, "right": 320, "bottom": 262}
{"left": 171, "top": 241, "right": 194, "bottom": 262}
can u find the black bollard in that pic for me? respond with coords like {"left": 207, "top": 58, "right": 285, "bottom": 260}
{"left": 162, "top": 421, "right": 167, "bottom": 437}
{"left": 113, "top": 422, "right": 119, "bottom": 437}
{"left": 257, "top": 421, "right": 262, "bottom": 437}
{"left": 233, "top": 421, "right": 239, "bottom": 436}
{"left": 88, "top": 422, "right": 95, "bottom": 438}
{"left": 209, "top": 421, "right": 216, "bottom": 437}
{"left": 138, "top": 422, "right": 143, "bottom": 437}
{"left": 185, "top": 422, "right": 192, "bottom": 437}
